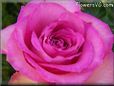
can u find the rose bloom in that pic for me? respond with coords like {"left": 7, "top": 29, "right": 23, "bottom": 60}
{"left": 0, "top": 0, "right": 114, "bottom": 85}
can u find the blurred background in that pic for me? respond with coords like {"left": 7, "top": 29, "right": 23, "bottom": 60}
{"left": 1, "top": 0, "right": 114, "bottom": 85}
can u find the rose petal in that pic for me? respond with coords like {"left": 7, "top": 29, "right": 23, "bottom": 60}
{"left": 58, "top": 12, "right": 85, "bottom": 35}
{"left": 29, "top": 0, "right": 80, "bottom": 13}
{"left": 76, "top": 12, "right": 113, "bottom": 53}
{"left": 85, "top": 23, "right": 104, "bottom": 68}
{"left": 44, "top": 0, "right": 81, "bottom": 12}
{"left": 0, "top": 24, "right": 15, "bottom": 53}
{"left": 85, "top": 51, "right": 114, "bottom": 84}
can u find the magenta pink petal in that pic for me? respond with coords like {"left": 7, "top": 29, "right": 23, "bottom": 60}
{"left": 29, "top": 0, "right": 80, "bottom": 13}
{"left": 44, "top": 0, "right": 80, "bottom": 12}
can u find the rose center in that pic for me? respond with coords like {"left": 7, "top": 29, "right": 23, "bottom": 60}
{"left": 50, "top": 37, "right": 68, "bottom": 50}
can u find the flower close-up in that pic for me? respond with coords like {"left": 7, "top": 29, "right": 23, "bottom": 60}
{"left": 0, "top": 0, "right": 114, "bottom": 85}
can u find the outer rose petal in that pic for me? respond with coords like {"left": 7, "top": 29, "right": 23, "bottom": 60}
{"left": 0, "top": 25, "right": 15, "bottom": 53}
{"left": 7, "top": 31, "right": 47, "bottom": 84}
{"left": 18, "top": 0, "right": 80, "bottom": 20}
{"left": 85, "top": 51, "right": 114, "bottom": 84}
{"left": 44, "top": 0, "right": 80, "bottom": 12}
{"left": 85, "top": 23, "right": 104, "bottom": 68}
{"left": 75, "top": 12, "right": 113, "bottom": 53}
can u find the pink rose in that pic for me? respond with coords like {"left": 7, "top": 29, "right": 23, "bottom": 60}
{"left": 1, "top": 0, "right": 113, "bottom": 84}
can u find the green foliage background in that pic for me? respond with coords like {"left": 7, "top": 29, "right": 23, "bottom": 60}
{"left": 1, "top": 1, "right": 114, "bottom": 85}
